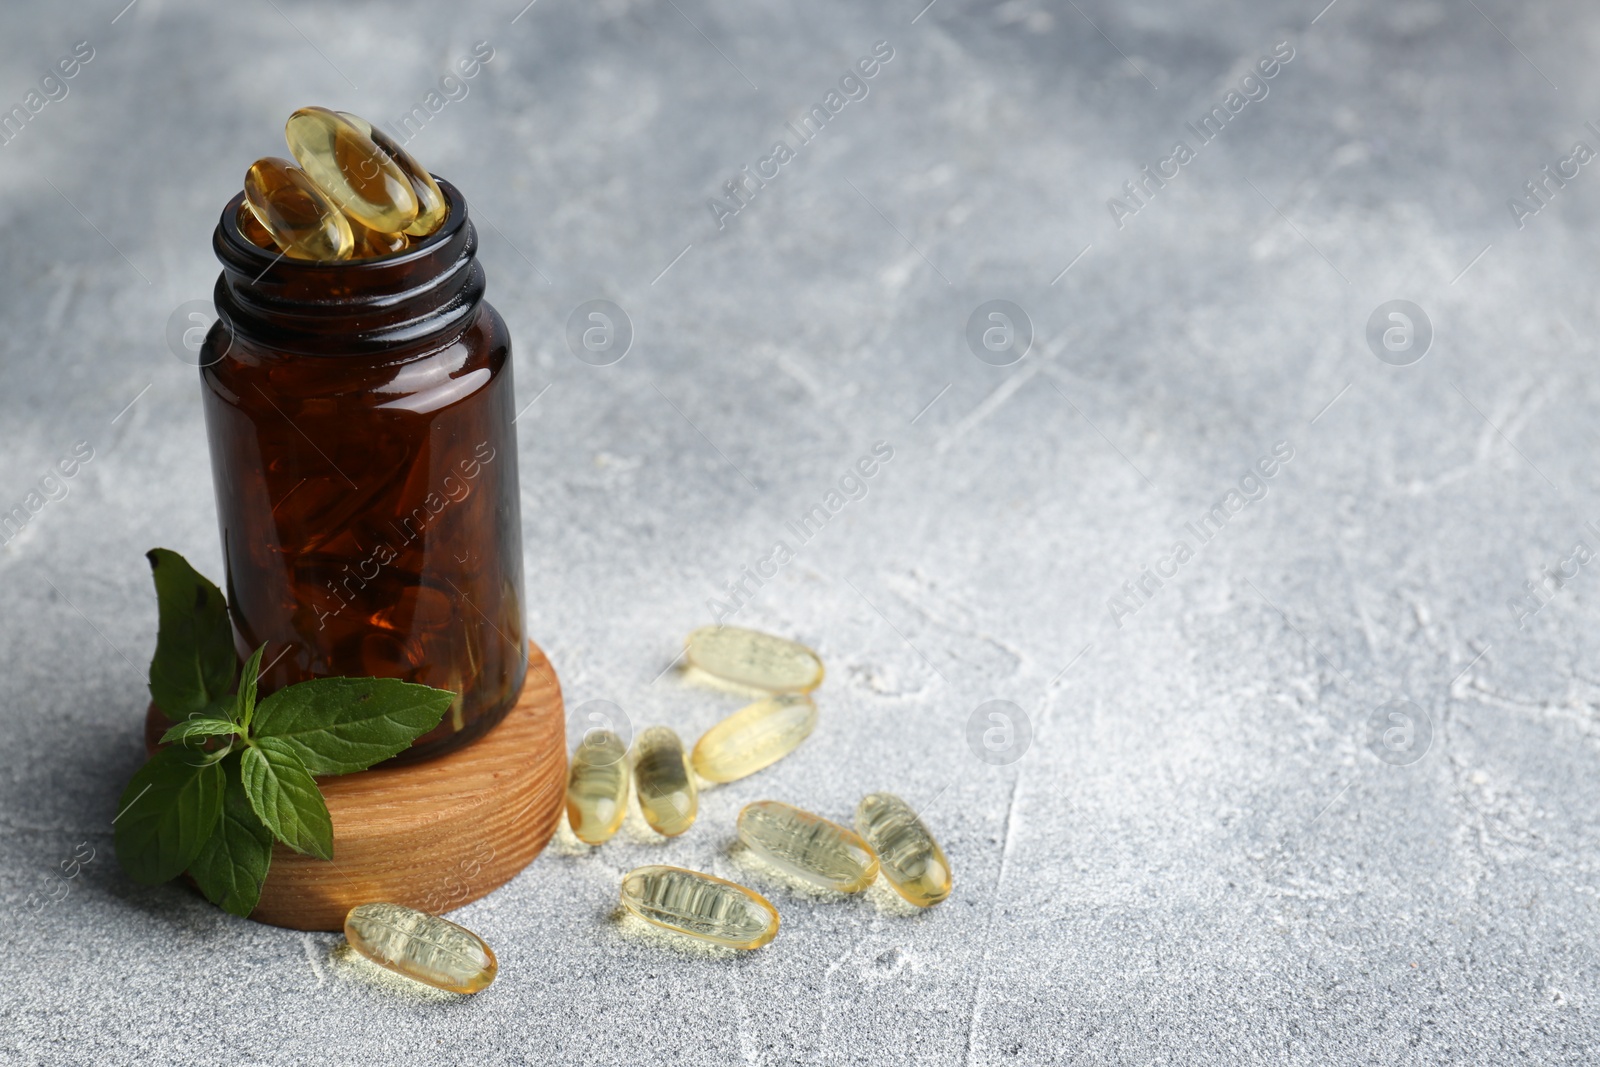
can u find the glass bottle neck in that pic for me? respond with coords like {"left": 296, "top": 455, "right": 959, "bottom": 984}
{"left": 212, "top": 178, "right": 484, "bottom": 357}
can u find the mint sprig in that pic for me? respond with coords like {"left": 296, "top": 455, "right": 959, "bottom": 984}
{"left": 241, "top": 737, "right": 334, "bottom": 860}
{"left": 185, "top": 752, "right": 273, "bottom": 917}
{"left": 252, "top": 676, "right": 462, "bottom": 775}
{"left": 114, "top": 747, "right": 224, "bottom": 884}
{"left": 118, "top": 548, "right": 454, "bottom": 916}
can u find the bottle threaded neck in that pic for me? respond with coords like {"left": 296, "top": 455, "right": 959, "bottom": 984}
{"left": 212, "top": 178, "right": 483, "bottom": 356}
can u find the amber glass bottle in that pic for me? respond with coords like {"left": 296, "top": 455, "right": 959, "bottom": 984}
{"left": 201, "top": 180, "right": 527, "bottom": 761}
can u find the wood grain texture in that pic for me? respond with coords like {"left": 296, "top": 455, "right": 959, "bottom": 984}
{"left": 144, "top": 642, "right": 566, "bottom": 931}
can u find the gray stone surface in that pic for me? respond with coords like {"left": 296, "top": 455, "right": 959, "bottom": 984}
{"left": 3, "top": 0, "right": 1600, "bottom": 1062}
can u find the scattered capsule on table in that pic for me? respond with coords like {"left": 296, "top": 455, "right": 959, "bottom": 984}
{"left": 349, "top": 219, "right": 409, "bottom": 259}
{"left": 619, "top": 865, "right": 780, "bottom": 950}
{"left": 236, "top": 204, "right": 277, "bottom": 250}
{"left": 243, "top": 157, "right": 353, "bottom": 261}
{"left": 631, "top": 726, "right": 697, "bottom": 836}
{"left": 684, "top": 626, "right": 824, "bottom": 694}
{"left": 691, "top": 694, "right": 817, "bottom": 783}
{"left": 343, "top": 902, "right": 497, "bottom": 994}
{"left": 285, "top": 106, "right": 419, "bottom": 233}
{"left": 338, "top": 111, "right": 449, "bottom": 237}
{"left": 737, "top": 800, "right": 878, "bottom": 893}
{"left": 854, "top": 792, "right": 952, "bottom": 907}
{"left": 566, "top": 728, "right": 630, "bottom": 845}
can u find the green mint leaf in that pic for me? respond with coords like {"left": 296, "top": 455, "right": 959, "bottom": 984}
{"left": 159, "top": 717, "right": 240, "bottom": 746}
{"left": 251, "top": 677, "right": 454, "bottom": 775}
{"left": 146, "top": 548, "right": 237, "bottom": 720}
{"left": 237, "top": 643, "right": 266, "bottom": 732}
{"left": 187, "top": 752, "right": 273, "bottom": 917}
{"left": 240, "top": 737, "right": 333, "bottom": 860}
{"left": 114, "top": 746, "right": 224, "bottom": 884}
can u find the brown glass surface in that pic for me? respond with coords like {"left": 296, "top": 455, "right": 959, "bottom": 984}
{"left": 200, "top": 180, "right": 526, "bottom": 761}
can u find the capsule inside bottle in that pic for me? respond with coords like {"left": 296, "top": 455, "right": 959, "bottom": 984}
{"left": 854, "top": 792, "right": 952, "bottom": 907}
{"left": 691, "top": 694, "right": 817, "bottom": 783}
{"left": 236, "top": 203, "right": 277, "bottom": 250}
{"left": 243, "top": 156, "right": 353, "bottom": 261}
{"left": 737, "top": 800, "right": 878, "bottom": 893}
{"left": 343, "top": 902, "right": 498, "bottom": 994}
{"left": 285, "top": 106, "right": 418, "bottom": 233}
{"left": 631, "top": 726, "right": 697, "bottom": 837}
{"left": 619, "top": 865, "right": 779, "bottom": 949}
{"left": 566, "top": 729, "right": 630, "bottom": 845}
{"left": 348, "top": 219, "right": 409, "bottom": 259}
{"left": 338, "top": 110, "right": 449, "bottom": 237}
{"left": 684, "top": 626, "right": 824, "bottom": 693}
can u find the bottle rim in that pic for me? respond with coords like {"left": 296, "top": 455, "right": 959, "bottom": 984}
{"left": 217, "top": 175, "right": 467, "bottom": 272}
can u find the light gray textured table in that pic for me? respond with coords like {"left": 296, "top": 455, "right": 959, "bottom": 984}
{"left": 4, "top": 0, "right": 1599, "bottom": 1063}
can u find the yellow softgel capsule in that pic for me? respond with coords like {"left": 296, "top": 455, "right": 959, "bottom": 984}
{"left": 285, "top": 106, "right": 418, "bottom": 233}
{"left": 737, "top": 800, "right": 878, "bottom": 893}
{"left": 684, "top": 626, "right": 824, "bottom": 693}
{"left": 854, "top": 792, "right": 952, "bottom": 907}
{"left": 243, "top": 156, "right": 353, "bottom": 261}
{"left": 631, "top": 726, "right": 697, "bottom": 836}
{"left": 619, "top": 865, "right": 779, "bottom": 949}
{"left": 691, "top": 694, "right": 817, "bottom": 783}
{"left": 236, "top": 204, "right": 277, "bottom": 250}
{"left": 349, "top": 219, "right": 409, "bottom": 259}
{"left": 338, "top": 111, "right": 449, "bottom": 237}
{"left": 566, "top": 729, "right": 630, "bottom": 845}
{"left": 343, "top": 902, "right": 497, "bottom": 994}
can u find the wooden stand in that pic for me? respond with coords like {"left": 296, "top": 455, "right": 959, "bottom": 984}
{"left": 144, "top": 642, "right": 566, "bottom": 931}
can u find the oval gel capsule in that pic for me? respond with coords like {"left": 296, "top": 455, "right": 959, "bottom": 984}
{"left": 854, "top": 792, "right": 952, "bottom": 907}
{"left": 243, "top": 157, "right": 353, "bottom": 261}
{"left": 236, "top": 204, "right": 277, "bottom": 250}
{"left": 631, "top": 726, "right": 697, "bottom": 836}
{"left": 285, "top": 106, "right": 418, "bottom": 233}
{"left": 737, "top": 800, "right": 878, "bottom": 893}
{"left": 566, "top": 729, "right": 630, "bottom": 845}
{"left": 349, "top": 219, "right": 409, "bottom": 259}
{"left": 691, "top": 695, "right": 817, "bottom": 783}
{"left": 684, "top": 626, "right": 824, "bottom": 693}
{"left": 338, "top": 111, "right": 449, "bottom": 237}
{"left": 619, "top": 865, "right": 779, "bottom": 949}
{"left": 343, "top": 902, "right": 497, "bottom": 994}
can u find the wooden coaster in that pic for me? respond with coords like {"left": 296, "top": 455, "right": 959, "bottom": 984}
{"left": 143, "top": 641, "right": 566, "bottom": 931}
